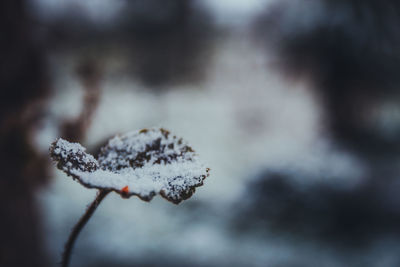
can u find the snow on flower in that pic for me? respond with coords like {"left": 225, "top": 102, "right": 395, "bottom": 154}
{"left": 50, "top": 128, "right": 210, "bottom": 203}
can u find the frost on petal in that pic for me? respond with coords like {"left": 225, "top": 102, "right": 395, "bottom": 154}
{"left": 49, "top": 138, "right": 99, "bottom": 179}
{"left": 49, "top": 128, "right": 210, "bottom": 204}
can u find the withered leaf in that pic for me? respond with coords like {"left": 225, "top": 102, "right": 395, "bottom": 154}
{"left": 50, "top": 128, "right": 209, "bottom": 204}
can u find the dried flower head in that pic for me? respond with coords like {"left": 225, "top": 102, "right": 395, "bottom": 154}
{"left": 50, "top": 128, "right": 209, "bottom": 204}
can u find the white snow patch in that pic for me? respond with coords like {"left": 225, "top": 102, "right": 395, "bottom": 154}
{"left": 51, "top": 128, "right": 209, "bottom": 202}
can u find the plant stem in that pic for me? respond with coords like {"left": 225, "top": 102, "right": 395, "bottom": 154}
{"left": 62, "top": 189, "right": 110, "bottom": 267}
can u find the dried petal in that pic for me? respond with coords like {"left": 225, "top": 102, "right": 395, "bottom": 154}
{"left": 50, "top": 138, "right": 99, "bottom": 178}
{"left": 50, "top": 128, "right": 209, "bottom": 204}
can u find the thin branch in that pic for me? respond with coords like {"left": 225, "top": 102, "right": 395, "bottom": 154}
{"left": 62, "top": 189, "right": 110, "bottom": 267}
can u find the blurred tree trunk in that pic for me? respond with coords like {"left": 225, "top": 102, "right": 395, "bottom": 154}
{"left": 0, "top": 0, "right": 50, "bottom": 266}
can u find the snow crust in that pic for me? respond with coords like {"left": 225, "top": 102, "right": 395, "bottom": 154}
{"left": 50, "top": 128, "right": 209, "bottom": 203}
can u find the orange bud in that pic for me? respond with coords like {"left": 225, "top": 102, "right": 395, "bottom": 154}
{"left": 122, "top": 186, "right": 129, "bottom": 194}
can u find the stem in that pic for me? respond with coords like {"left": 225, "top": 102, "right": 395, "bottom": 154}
{"left": 62, "top": 189, "right": 110, "bottom": 267}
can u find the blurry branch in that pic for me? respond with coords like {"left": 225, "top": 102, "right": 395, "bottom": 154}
{"left": 62, "top": 59, "right": 102, "bottom": 142}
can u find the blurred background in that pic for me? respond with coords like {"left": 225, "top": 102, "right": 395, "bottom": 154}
{"left": 2, "top": 0, "right": 400, "bottom": 266}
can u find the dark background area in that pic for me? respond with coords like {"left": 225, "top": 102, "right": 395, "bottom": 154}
{"left": 1, "top": 0, "right": 400, "bottom": 266}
